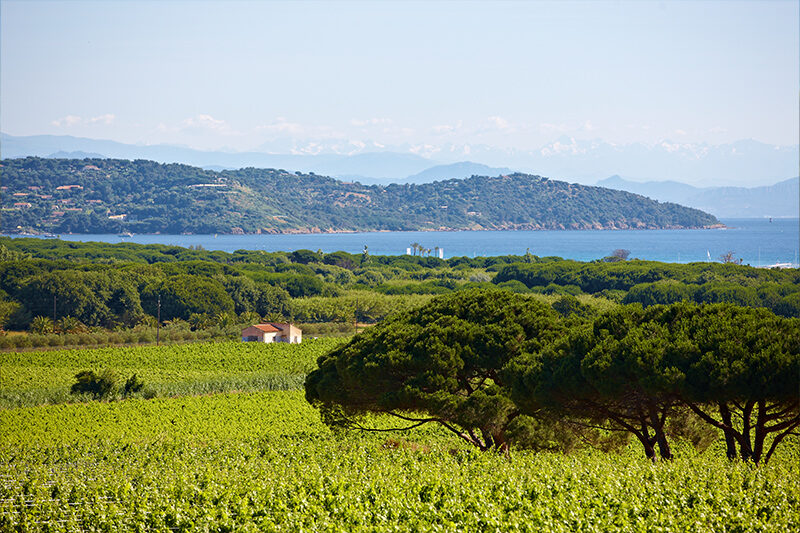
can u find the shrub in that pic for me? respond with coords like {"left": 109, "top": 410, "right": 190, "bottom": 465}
{"left": 623, "top": 281, "right": 694, "bottom": 307}
{"left": 775, "top": 292, "right": 800, "bottom": 318}
{"left": 29, "top": 334, "right": 48, "bottom": 348}
{"left": 355, "top": 270, "right": 385, "bottom": 287}
{"left": 63, "top": 333, "right": 81, "bottom": 347}
{"left": 29, "top": 316, "right": 55, "bottom": 335}
{"left": 47, "top": 335, "right": 65, "bottom": 347}
{"left": 496, "top": 280, "right": 530, "bottom": 293}
{"left": 543, "top": 283, "right": 582, "bottom": 296}
{"left": 71, "top": 369, "right": 120, "bottom": 399}
{"left": 13, "top": 336, "right": 32, "bottom": 348}
{"left": 697, "top": 283, "right": 760, "bottom": 307}
{"left": 123, "top": 374, "right": 145, "bottom": 396}
{"left": 551, "top": 295, "right": 592, "bottom": 318}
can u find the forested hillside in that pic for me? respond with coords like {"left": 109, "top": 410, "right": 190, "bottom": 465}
{"left": 1, "top": 157, "right": 719, "bottom": 234}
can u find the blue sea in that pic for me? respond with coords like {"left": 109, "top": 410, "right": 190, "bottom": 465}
{"left": 8, "top": 218, "right": 799, "bottom": 267}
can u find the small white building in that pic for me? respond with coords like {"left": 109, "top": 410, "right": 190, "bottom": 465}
{"left": 241, "top": 323, "right": 302, "bottom": 344}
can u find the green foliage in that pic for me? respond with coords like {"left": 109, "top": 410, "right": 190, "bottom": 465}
{"left": 2, "top": 304, "right": 799, "bottom": 530}
{"left": 300, "top": 289, "right": 798, "bottom": 463}
{"left": 123, "top": 373, "right": 145, "bottom": 395}
{"left": 496, "top": 260, "right": 800, "bottom": 317}
{"left": 507, "top": 302, "right": 800, "bottom": 464}
{"left": 290, "top": 249, "right": 323, "bottom": 264}
{"left": 776, "top": 292, "right": 800, "bottom": 317}
{"left": 1, "top": 338, "right": 345, "bottom": 408}
{"left": 276, "top": 273, "right": 325, "bottom": 298}
{"left": 141, "top": 275, "right": 234, "bottom": 321}
{"left": 1, "top": 391, "right": 798, "bottom": 531}
{"left": 375, "top": 280, "right": 453, "bottom": 295}
{"left": 665, "top": 304, "right": 800, "bottom": 463}
{"left": 15, "top": 269, "right": 145, "bottom": 327}
{"left": 0, "top": 243, "right": 30, "bottom": 261}
{"left": 70, "top": 369, "right": 121, "bottom": 399}
{"left": 322, "top": 250, "right": 358, "bottom": 270}
{"left": 696, "top": 282, "right": 761, "bottom": 306}
{"left": 495, "top": 279, "right": 531, "bottom": 293}
{"left": 550, "top": 295, "right": 593, "bottom": 319}
{"left": 0, "top": 299, "right": 24, "bottom": 330}
{"left": 306, "top": 289, "right": 563, "bottom": 451}
{"left": 623, "top": 280, "right": 694, "bottom": 306}
{"left": 289, "top": 291, "right": 432, "bottom": 324}
{"left": 1, "top": 157, "right": 718, "bottom": 234}
{"left": 28, "top": 315, "right": 54, "bottom": 334}
{"left": 56, "top": 315, "right": 87, "bottom": 333}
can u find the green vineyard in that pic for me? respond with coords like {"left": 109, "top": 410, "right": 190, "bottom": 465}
{"left": 1, "top": 340, "right": 798, "bottom": 531}
{"left": 0, "top": 338, "right": 344, "bottom": 408}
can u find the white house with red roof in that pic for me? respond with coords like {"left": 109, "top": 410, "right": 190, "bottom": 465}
{"left": 241, "top": 323, "right": 302, "bottom": 344}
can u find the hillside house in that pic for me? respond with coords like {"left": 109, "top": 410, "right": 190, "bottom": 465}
{"left": 241, "top": 323, "right": 302, "bottom": 344}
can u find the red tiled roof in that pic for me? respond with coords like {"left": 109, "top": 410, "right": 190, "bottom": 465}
{"left": 252, "top": 324, "right": 280, "bottom": 333}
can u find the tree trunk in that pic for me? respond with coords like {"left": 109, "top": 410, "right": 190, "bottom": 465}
{"left": 740, "top": 400, "right": 755, "bottom": 461}
{"left": 637, "top": 424, "right": 657, "bottom": 462}
{"left": 480, "top": 428, "right": 495, "bottom": 451}
{"left": 631, "top": 432, "right": 656, "bottom": 461}
{"left": 648, "top": 402, "right": 673, "bottom": 460}
{"left": 751, "top": 401, "right": 767, "bottom": 464}
{"left": 493, "top": 432, "right": 510, "bottom": 455}
{"left": 655, "top": 430, "right": 672, "bottom": 460}
{"left": 718, "top": 403, "right": 738, "bottom": 461}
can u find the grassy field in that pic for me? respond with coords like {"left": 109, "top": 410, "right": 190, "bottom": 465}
{"left": 1, "top": 342, "right": 798, "bottom": 531}
{"left": 0, "top": 338, "right": 344, "bottom": 408}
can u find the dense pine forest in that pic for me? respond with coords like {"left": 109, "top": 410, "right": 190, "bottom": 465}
{"left": 1, "top": 157, "right": 719, "bottom": 234}
{"left": 0, "top": 237, "right": 797, "bottom": 344}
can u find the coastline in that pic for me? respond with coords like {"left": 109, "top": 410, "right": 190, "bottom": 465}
{"left": 5, "top": 222, "right": 727, "bottom": 238}
{"left": 1, "top": 219, "right": 796, "bottom": 265}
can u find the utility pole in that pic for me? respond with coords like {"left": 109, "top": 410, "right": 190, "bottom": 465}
{"left": 156, "top": 294, "right": 161, "bottom": 346}
{"left": 53, "top": 295, "right": 57, "bottom": 324}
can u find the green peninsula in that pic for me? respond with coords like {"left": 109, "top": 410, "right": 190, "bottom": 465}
{"left": 2, "top": 157, "right": 719, "bottom": 234}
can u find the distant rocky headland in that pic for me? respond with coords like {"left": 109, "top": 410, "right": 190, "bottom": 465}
{"left": 1, "top": 157, "right": 719, "bottom": 235}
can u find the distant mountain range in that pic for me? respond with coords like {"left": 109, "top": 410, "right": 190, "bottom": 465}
{"left": 0, "top": 133, "right": 434, "bottom": 181}
{"left": 341, "top": 162, "right": 515, "bottom": 186}
{"left": 401, "top": 162, "right": 514, "bottom": 185}
{"left": 495, "top": 137, "right": 798, "bottom": 188}
{"left": 47, "top": 150, "right": 105, "bottom": 159}
{"left": 1, "top": 157, "right": 718, "bottom": 235}
{"left": 2, "top": 133, "right": 797, "bottom": 187}
{"left": 596, "top": 175, "right": 799, "bottom": 219}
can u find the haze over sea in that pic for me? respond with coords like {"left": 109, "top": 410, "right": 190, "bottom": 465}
{"left": 17, "top": 218, "right": 799, "bottom": 267}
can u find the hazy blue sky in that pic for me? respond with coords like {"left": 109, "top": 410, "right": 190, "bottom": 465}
{"left": 2, "top": 0, "right": 797, "bottom": 152}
